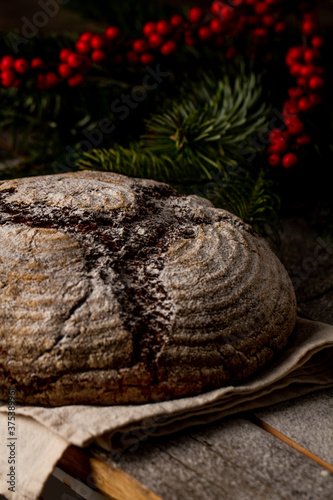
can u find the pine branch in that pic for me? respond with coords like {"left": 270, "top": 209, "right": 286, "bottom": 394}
{"left": 78, "top": 70, "right": 269, "bottom": 178}
{"left": 76, "top": 70, "right": 281, "bottom": 238}
{"left": 141, "top": 72, "right": 269, "bottom": 174}
{"left": 78, "top": 146, "right": 185, "bottom": 182}
{"left": 213, "top": 169, "right": 282, "bottom": 244}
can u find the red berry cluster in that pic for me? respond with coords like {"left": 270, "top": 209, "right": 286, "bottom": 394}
{"left": 268, "top": 11, "right": 324, "bottom": 169}
{"left": 128, "top": 16, "right": 183, "bottom": 66}
{"left": 0, "top": 56, "right": 29, "bottom": 88}
{"left": 0, "top": 1, "right": 324, "bottom": 168}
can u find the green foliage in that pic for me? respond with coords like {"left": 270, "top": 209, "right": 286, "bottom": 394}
{"left": 78, "top": 70, "right": 269, "bottom": 176}
{"left": 77, "top": 70, "right": 281, "bottom": 239}
{"left": 142, "top": 72, "right": 268, "bottom": 174}
{"left": 213, "top": 169, "right": 282, "bottom": 243}
{"left": 77, "top": 146, "right": 181, "bottom": 181}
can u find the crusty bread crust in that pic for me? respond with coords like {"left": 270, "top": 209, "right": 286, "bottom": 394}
{"left": 0, "top": 171, "right": 297, "bottom": 405}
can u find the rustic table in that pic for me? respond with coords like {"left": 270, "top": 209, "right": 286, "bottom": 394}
{"left": 39, "top": 215, "right": 333, "bottom": 500}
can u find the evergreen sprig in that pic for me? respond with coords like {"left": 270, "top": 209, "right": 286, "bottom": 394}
{"left": 78, "top": 71, "right": 269, "bottom": 177}
{"left": 77, "top": 71, "right": 281, "bottom": 238}
{"left": 213, "top": 169, "right": 282, "bottom": 243}
{"left": 77, "top": 146, "right": 182, "bottom": 181}
{"left": 142, "top": 72, "right": 268, "bottom": 174}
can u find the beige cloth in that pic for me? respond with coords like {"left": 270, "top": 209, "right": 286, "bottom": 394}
{"left": 1, "top": 317, "right": 333, "bottom": 500}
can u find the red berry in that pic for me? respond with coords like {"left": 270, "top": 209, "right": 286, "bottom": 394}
{"left": 308, "top": 93, "right": 322, "bottom": 105}
{"left": 210, "top": 2, "right": 221, "bottom": 16}
{"left": 300, "top": 65, "right": 317, "bottom": 78}
{"left": 141, "top": 53, "right": 154, "bottom": 65}
{"left": 67, "top": 74, "right": 84, "bottom": 87}
{"left": 91, "top": 35, "right": 106, "bottom": 50}
{"left": 210, "top": 18, "right": 223, "bottom": 34}
{"left": 285, "top": 117, "right": 304, "bottom": 135}
{"left": 308, "top": 75, "right": 324, "bottom": 90}
{"left": 91, "top": 50, "right": 106, "bottom": 64}
{"left": 160, "top": 41, "right": 177, "bottom": 56}
{"left": 288, "top": 87, "right": 303, "bottom": 99}
{"left": 282, "top": 152, "right": 298, "bottom": 168}
{"left": 1, "top": 70, "right": 16, "bottom": 87}
{"left": 185, "top": 34, "right": 197, "bottom": 47}
{"left": 220, "top": 6, "right": 234, "bottom": 21}
{"left": 297, "top": 77, "right": 307, "bottom": 87}
{"left": 275, "top": 21, "right": 287, "bottom": 34}
{"left": 59, "top": 49, "right": 71, "bottom": 62}
{"left": 298, "top": 97, "right": 313, "bottom": 112}
{"left": 283, "top": 100, "right": 299, "bottom": 115}
{"left": 253, "top": 28, "right": 268, "bottom": 39}
{"left": 67, "top": 53, "right": 83, "bottom": 69}
{"left": 31, "top": 58, "right": 44, "bottom": 69}
{"left": 76, "top": 41, "right": 91, "bottom": 54}
{"left": 302, "top": 20, "right": 318, "bottom": 36}
{"left": 126, "top": 51, "right": 139, "bottom": 65}
{"left": 269, "top": 154, "right": 281, "bottom": 166}
{"left": 45, "top": 72, "right": 59, "bottom": 88}
{"left": 311, "top": 36, "right": 324, "bottom": 49}
{"left": 296, "top": 134, "right": 311, "bottom": 146}
{"left": 170, "top": 14, "right": 184, "bottom": 27}
{"left": 133, "top": 39, "right": 148, "bottom": 54}
{"left": 287, "top": 46, "right": 304, "bottom": 62}
{"left": 290, "top": 63, "right": 303, "bottom": 77}
{"left": 149, "top": 34, "right": 163, "bottom": 49}
{"left": 105, "top": 26, "right": 122, "bottom": 40}
{"left": 262, "top": 15, "right": 275, "bottom": 27}
{"left": 198, "top": 27, "right": 213, "bottom": 41}
{"left": 269, "top": 129, "right": 283, "bottom": 140}
{"left": 14, "top": 58, "right": 29, "bottom": 74}
{"left": 270, "top": 136, "right": 288, "bottom": 154}
{"left": 58, "top": 63, "right": 73, "bottom": 79}
{"left": 143, "top": 21, "right": 156, "bottom": 37}
{"left": 189, "top": 6, "right": 205, "bottom": 24}
{"left": 156, "top": 20, "right": 171, "bottom": 36}
{"left": 80, "top": 31, "right": 93, "bottom": 43}
{"left": 254, "top": 2, "right": 268, "bottom": 15}
{"left": 0, "top": 56, "right": 15, "bottom": 71}
{"left": 281, "top": 130, "right": 291, "bottom": 141}
{"left": 304, "top": 48, "right": 319, "bottom": 64}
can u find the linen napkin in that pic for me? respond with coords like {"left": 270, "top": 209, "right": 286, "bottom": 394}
{"left": 1, "top": 317, "right": 333, "bottom": 500}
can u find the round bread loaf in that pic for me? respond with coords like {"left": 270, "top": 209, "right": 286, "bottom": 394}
{"left": 0, "top": 171, "right": 296, "bottom": 406}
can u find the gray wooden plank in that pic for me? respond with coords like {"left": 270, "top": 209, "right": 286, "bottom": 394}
{"left": 40, "top": 474, "right": 86, "bottom": 500}
{"left": 98, "top": 416, "right": 333, "bottom": 500}
{"left": 97, "top": 441, "right": 223, "bottom": 500}
{"left": 253, "top": 387, "right": 333, "bottom": 464}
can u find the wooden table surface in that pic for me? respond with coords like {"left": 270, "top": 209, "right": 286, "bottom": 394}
{"left": 39, "top": 215, "right": 333, "bottom": 500}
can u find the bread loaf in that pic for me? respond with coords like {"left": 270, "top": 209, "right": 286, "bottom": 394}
{"left": 0, "top": 171, "right": 296, "bottom": 405}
